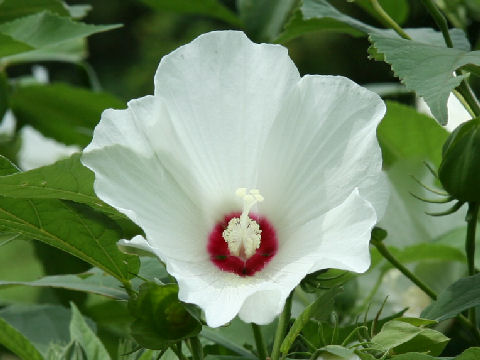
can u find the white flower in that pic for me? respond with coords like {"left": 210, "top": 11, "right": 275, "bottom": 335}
{"left": 417, "top": 93, "right": 470, "bottom": 132}
{"left": 18, "top": 125, "right": 80, "bottom": 170}
{"left": 81, "top": 31, "right": 388, "bottom": 327}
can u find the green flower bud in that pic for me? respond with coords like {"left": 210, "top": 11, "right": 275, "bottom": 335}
{"left": 439, "top": 118, "right": 480, "bottom": 202}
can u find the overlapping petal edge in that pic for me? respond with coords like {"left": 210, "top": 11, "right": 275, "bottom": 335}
{"left": 81, "top": 31, "right": 389, "bottom": 327}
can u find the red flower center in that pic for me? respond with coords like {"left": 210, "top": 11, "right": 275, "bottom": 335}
{"left": 207, "top": 212, "right": 278, "bottom": 277}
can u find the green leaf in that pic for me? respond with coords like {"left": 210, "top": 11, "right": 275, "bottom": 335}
{"left": 377, "top": 101, "right": 448, "bottom": 168}
{"left": 390, "top": 353, "right": 444, "bottom": 359}
{"left": 0, "top": 268, "right": 128, "bottom": 299}
{"left": 0, "top": 154, "right": 20, "bottom": 175}
{"left": 11, "top": 83, "right": 124, "bottom": 146}
{"left": 0, "top": 304, "right": 72, "bottom": 356}
{"left": 141, "top": 0, "right": 240, "bottom": 26}
{"left": 0, "top": 33, "right": 33, "bottom": 57}
{"left": 280, "top": 287, "right": 342, "bottom": 356}
{"left": 238, "top": 0, "right": 297, "bottom": 41}
{"left": 4, "top": 37, "right": 86, "bottom": 64}
{"left": 421, "top": 273, "right": 480, "bottom": 321}
{"left": 0, "top": 198, "right": 139, "bottom": 281}
{"left": 455, "top": 347, "right": 480, "bottom": 359}
{"left": 0, "top": 11, "right": 120, "bottom": 65}
{"left": 0, "top": 316, "right": 44, "bottom": 360}
{"left": 355, "top": 0, "right": 409, "bottom": 26}
{"left": 200, "top": 326, "right": 257, "bottom": 359}
{"left": 318, "top": 345, "right": 356, "bottom": 359}
{"left": 277, "top": 0, "right": 468, "bottom": 47}
{"left": 0, "top": 0, "right": 69, "bottom": 23}
{"left": 368, "top": 33, "right": 480, "bottom": 125}
{"left": 276, "top": 8, "right": 363, "bottom": 43}
{"left": 69, "top": 303, "right": 111, "bottom": 360}
{"left": 371, "top": 318, "right": 449, "bottom": 356}
{"left": 0, "top": 153, "right": 121, "bottom": 217}
{"left": 129, "top": 282, "right": 202, "bottom": 350}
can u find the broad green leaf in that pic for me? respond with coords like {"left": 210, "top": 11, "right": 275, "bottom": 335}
{"left": 455, "top": 347, "right": 480, "bottom": 359}
{"left": 69, "top": 303, "right": 111, "bottom": 360}
{"left": 377, "top": 101, "right": 448, "bottom": 168}
{"left": 0, "top": 11, "right": 120, "bottom": 65}
{"left": 369, "top": 33, "right": 480, "bottom": 125}
{"left": 277, "top": 0, "right": 469, "bottom": 48}
{"left": 238, "top": 0, "right": 297, "bottom": 41}
{"left": 280, "top": 287, "right": 341, "bottom": 356}
{"left": 421, "top": 273, "right": 480, "bottom": 321}
{"left": 200, "top": 327, "right": 256, "bottom": 359}
{"left": 390, "top": 354, "right": 443, "bottom": 359}
{"left": 5, "top": 38, "right": 86, "bottom": 64}
{"left": 0, "top": 33, "right": 33, "bottom": 57}
{"left": 129, "top": 282, "right": 202, "bottom": 350}
{"left": 0, "top": 268, "right": 128, "bottom": 299}
{"left": 0, "top": 316, "right": 44, "bottom": 360}
{"left": 371, "top": 318, "right": 449, "bottom": 356}
{"left": 0, "top": 0, "right": 69, "bottom": 23}
{"left": 0, "top": 304, "right": 72, "bottom": 356}
{"left": 0, "top": 154, "right": 19, "bottom": 175}
{"left": 0, "top": 198, "right": 139, "bottom": 281}
{"left": 11, "top": 83, "right": 124, "bottom": 146}
{"left": 0, "top": 11, "right": 119, "bottom": 48}
{"left": 355, "top": 0, "right": 409, "bottom": 25}
{"left": 318, "top": 345, "right": 355, "bottom": 358}
{"left": 276, "top": 8, "right": 363, "bottom": 43}
{"left": 0, "top": 153, "right": 121, "bottom": 217}
{"left": 141, "top": 0, "right": 240, "bottom": 26}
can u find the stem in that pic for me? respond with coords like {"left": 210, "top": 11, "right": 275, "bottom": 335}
{"left": 251, "top": 324, "right": 267, "bottom": 360}
{"left": 371, "top": 239, "right": 437, "bottom": 300}
{"left": 420, "top": 0, "right": 453, "bottom": 48}
{"left": 466, "top": 203, "right": 479, "bottom": 276}
{"left": 372, "top": 238, "right": 480, "bottom": 343}
{"left": 189, "top": 337, "right": 203, "bottom": 360}
{"left": 466, "top": 203, "right": 479, "bottom": 334}
{"left": 172, "top": 343, "right": 188, "bottom": 360}
{"left": 121, "top": 280, "right": 136, "bottom": 298}
{"left": 369, "top": 0, "right": 411, "bottom": 40}
{"left": 457, "top": 80, "right": 480, "bottom": 117}
{"left": 271, "top": 292, "right": 293, "bottom": 360}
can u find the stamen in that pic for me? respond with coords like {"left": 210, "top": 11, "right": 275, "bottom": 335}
{"left": 223, "top": 188, "right": 264, "bottom": 259}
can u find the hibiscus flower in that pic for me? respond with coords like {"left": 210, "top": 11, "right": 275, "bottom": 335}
{"left": 82, "top": 31, "right": 388, "bottom": 327}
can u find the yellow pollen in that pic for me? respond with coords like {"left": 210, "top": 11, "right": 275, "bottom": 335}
{"left": 223, "top": 188, "right": 264, "bottom": 259}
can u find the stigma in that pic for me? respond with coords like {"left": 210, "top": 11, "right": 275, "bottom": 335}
{"left": 222, "top": 188, "right": 264, "bottom": 259}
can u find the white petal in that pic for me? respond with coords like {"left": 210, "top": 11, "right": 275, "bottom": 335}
{"left": 154, "top": 31, "right": 300, "bottom": 210}
{"left": 118, "top": 235, "right": 153, "bottom": 255}
{"left": 19, "top": 126, "right": 80, "bottom": 170}
{"left": 276, "top": 188, "right": 376, "bottom": 274}
{"left": 82, "top": 96, "right": 208, "bottom": 262}
{"left": 258, "top": 75, "right": 387, "bottom": 229}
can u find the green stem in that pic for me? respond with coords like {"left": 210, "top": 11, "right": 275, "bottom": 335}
{"left": 172, "top": 343, "right": 188, "bottom": 360}
{"left": 466, "top": 203, "right": 479, "bottom": 276}
{"left": 121, "top": 280, "right": 136, "bottom": 298}
{"left": 457, "top": 80, "right": 480, "bottom": 117}
{"left": 271, "top": 292, "right": 293, "bottom": 360}
{"left": 251, "top": 324, "right": 267, "bottom": 360}
{"left": 371, "top": 239, "right": 437, "bottom": 299}
{"left": 189, "top": 337, "right": 203, "bottom": 360}
{"left": 369, "top": 0, "right": 411, "bottom": 40}
{"left": 420, "top": 0, "right": 453, "bottom": 47}
{"left": 372, "top": 238, "right": 480, "bottom": 343}
{"left": 466, "top": 203, "right": 479, "bottom": 335}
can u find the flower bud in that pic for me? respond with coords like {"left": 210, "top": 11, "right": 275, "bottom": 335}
{"left": 438, "top": 118, "right": 480, "bottom": 202}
